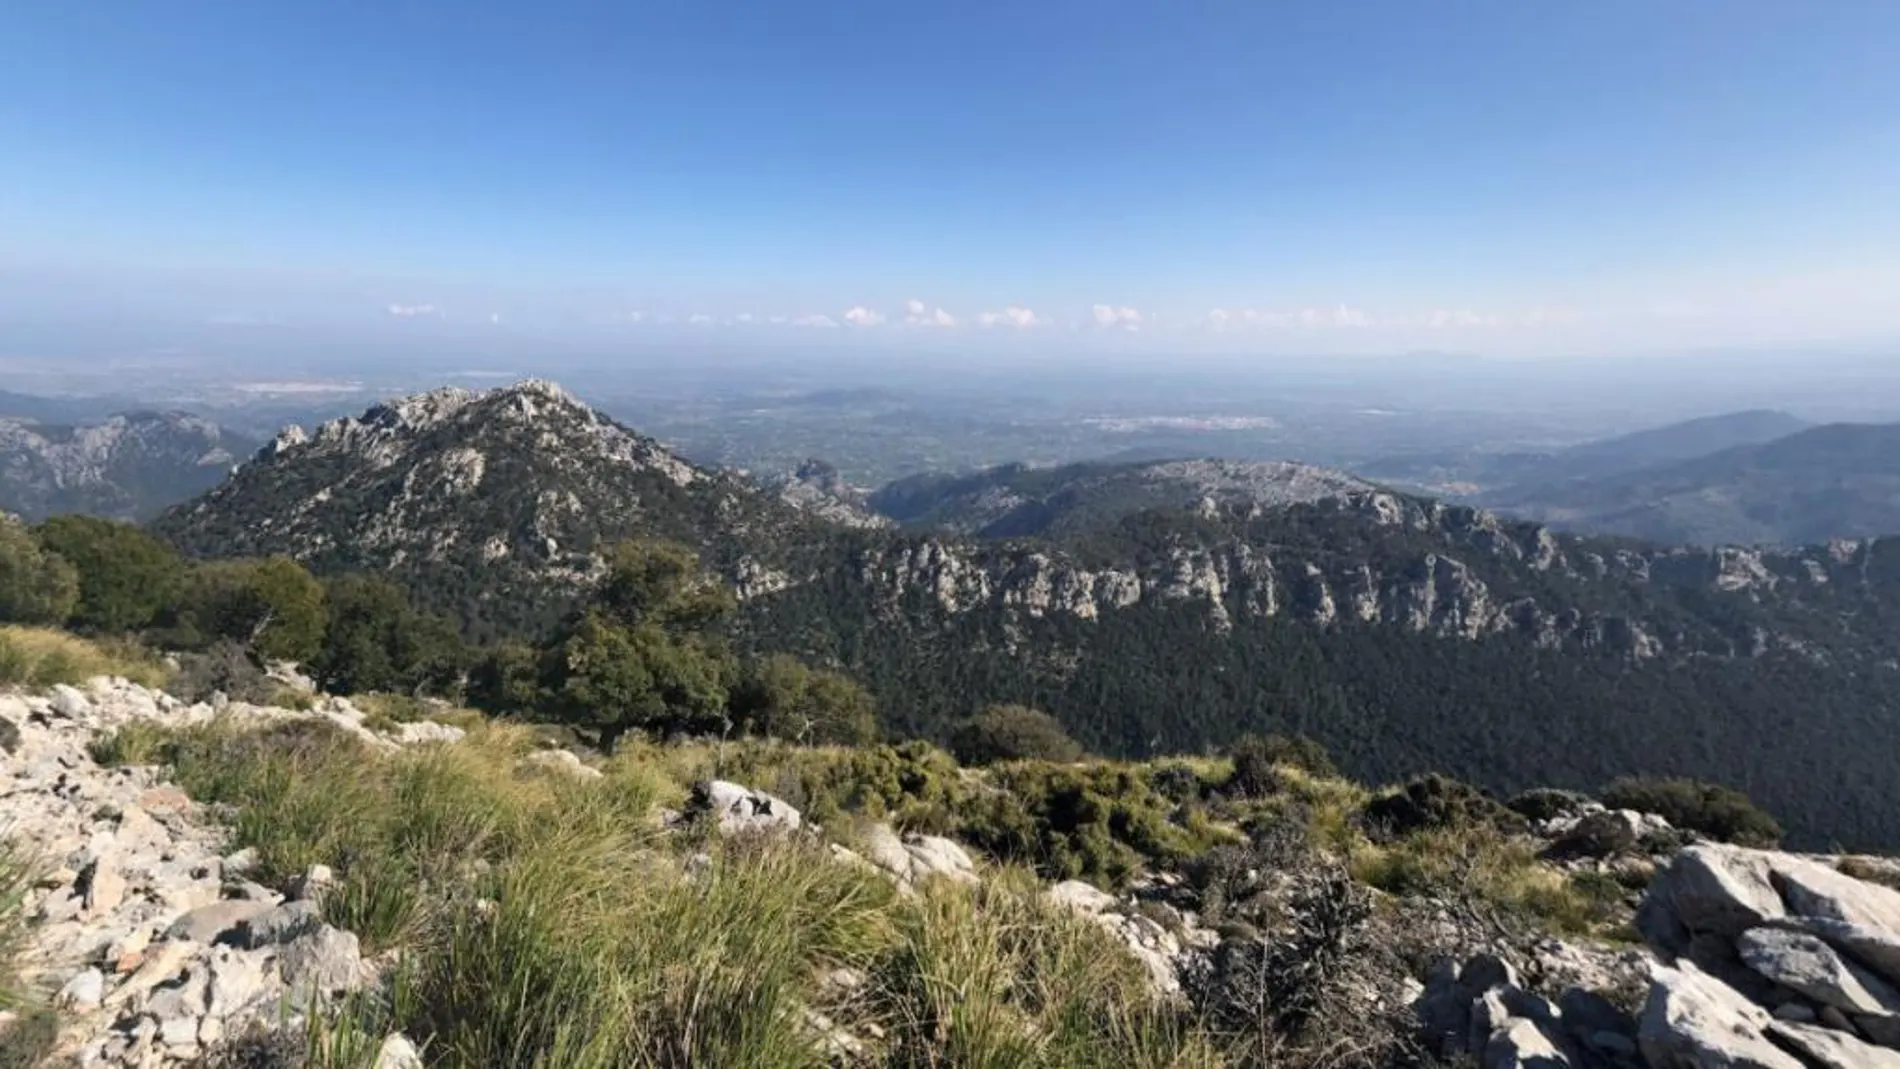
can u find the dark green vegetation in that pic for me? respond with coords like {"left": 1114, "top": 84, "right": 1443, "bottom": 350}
{"left": 144, "top": 383, "right": 1900, "bottom": 850}
{"left": 950, "top": 704, "right": 1084, "bottom": 766}
{"left": 1484, "top": 420, "right": 1900, "bottom": 546}
{"left": 0, "top": 411, "right": 256, "bottom": 522}
{"left": 1600, "top": 776, "right": 1782, "bottom": 848}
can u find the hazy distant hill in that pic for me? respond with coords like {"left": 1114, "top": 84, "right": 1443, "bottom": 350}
{"left": 1489, "top": 421, "right": 1900, "bottom": 546}
{"left": 1360, "top": 409, "right": 1813, "bottom": 497}
{"left": 0, "top": 411, "right": 256, "bottom": 521}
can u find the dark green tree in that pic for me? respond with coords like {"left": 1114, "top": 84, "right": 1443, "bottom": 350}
{"left": 1602, "top": 776, "right": 1782, "bottom": 847}
{"left": 729, "top": 654, "right": 879, "bottom": 745}
{"left": 467, "top": 641, "right": 545, "bottom": 715}
{"left": 543, "top": 540, "right": 738, "bottom": 750}
{"left": 950, "top": 704, "right": 1084, "bottom": 766}
{"left": 176, "top": 557, "right": 328, "bottom": 663}
{"left": 34, "top": 516, "right": 184, "bottom": 632}
{"left": 0, "top": 521, "right": 79, "bottom": 626}
{"left": 311, "top": 575, "right": 466, "bottom": 695}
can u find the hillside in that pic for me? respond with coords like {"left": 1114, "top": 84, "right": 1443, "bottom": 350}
{"left": 0, "top": 412, "right": 256, "bottom": 522}
{"left": 1487, "top": 421, "right": 1900, "bottom": 546}
{"left": 868, "top": 457, "right": 1372, "bottom": 537}
{"left": 151, "top": 381, "right": 1900, "bottom": 848}
{"left": 1359, "top": 409, "right": 1812, "bottom": 498}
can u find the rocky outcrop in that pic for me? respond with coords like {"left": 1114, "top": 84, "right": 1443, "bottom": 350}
{"left": 684, "top": 780, "right": 803, "bottom": 836}
{"left": 1632, "top": 843, "right": 1900, "bottom": 1067}
{"left": 0, "top": 677, "right": 459, "bottom": 1066}
{"left": 0, "top": 411, "right": 256, "bottom": 521}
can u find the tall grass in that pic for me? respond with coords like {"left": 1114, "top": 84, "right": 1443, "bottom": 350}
{"left": 96, "top": 717, "right": 1228, "bottom": 1068}
{"left": 0, "top": 625, "right": 168, "bottom": 689}
{"left": 0, "top": 840, "right": 60, "bottom": 1069}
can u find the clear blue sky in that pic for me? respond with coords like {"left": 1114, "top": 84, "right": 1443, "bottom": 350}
{"left": 3, "top": 1, "right": 1899, "bottom": 357}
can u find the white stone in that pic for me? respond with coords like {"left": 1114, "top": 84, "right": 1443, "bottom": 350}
{"left": 57, "top": 967, "right": 106, "bottom": 1009}
{"left": 1638, "top": 961, "right": 1805, "bottom": 1069}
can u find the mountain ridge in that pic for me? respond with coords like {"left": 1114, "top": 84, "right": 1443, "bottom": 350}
{"left": 0, "top": 410, "right": 257, "bottom": 521}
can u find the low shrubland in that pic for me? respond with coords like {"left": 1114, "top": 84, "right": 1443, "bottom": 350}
{"left": 0, "top": 625, "right": 168, "bottom": 690}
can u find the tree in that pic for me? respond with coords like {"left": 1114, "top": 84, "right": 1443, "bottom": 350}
{"left": 729, "top": 654, "right": 879, "bottom": 745}
{"left": 467, "top": 641, "right": 544, "bottom": 715}
{"left": 1602, "top": 776, "right": 1782, "bottom": 847}
{"left": 542, "top": 540, "right": 739, "bottom": 750}
{"left": 176, "top": 557, "right": 328, "bottom": 663}
{"left": 1224, "top": 732, "right": 1337, "bottom": 797}
{"left": 33, "top": 516, "right": 184, "bottom": 632}
{"left": 311, "top": 575, "right": 466, "bottom": 696}
{"left": 0, "top": 521, "right": 78, "bottom": 626}
{"left": 950, "top": 704, "right": 1084, "bottom": 766}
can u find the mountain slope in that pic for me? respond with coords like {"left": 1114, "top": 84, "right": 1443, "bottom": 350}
{"left": 869, "top": 458, "right": 1371, "bottom": 537}
{"left": 151, "top": 382, "right": 1900, "bottom": 849}
{"left": 0, "top": 411, "right": 257, "bottom": 521}
{"left": 1487, "top": 421, "right": 1900, "bottom": 545}
{"left": 153, "top": 381, "right": 828, "bottom": 639}
{"left": 1360, "top": 409, "right": 1812, "bottom": 499}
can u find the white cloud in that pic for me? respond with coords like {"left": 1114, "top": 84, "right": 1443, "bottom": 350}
{"left": 386, "top": 302, "right": 438, "bottom": 318}
{"left": 688, "top": 312, "right": 715, "bottom": 325}
{"left": 627, "top": 310, "right": 647, "bottom": 324}
{"left": 793, "top": 313, "right": 839, "bottom": 328}
{"left": 1091, "top": 304, "right": 1143, "bottom": 330}
{"left": 734, "top": 312, "right": 754, "bottom": 324}
{"left": 1424, "top": 309, "right": 1501, "bottom": 329}
{"left": 843, "top": 305, "right": 885, "bottom": 327}
{"left": 489, "top": 312, "right": 504, "bottom": 325}
{"left": 768, "top": 314, "right": 789, "bottom": 325}
{"left": 978, "top": 305, "right": 1041, "bottom": 328}
{"left": 904, "top": 298, "right": 958, "bottom": 327}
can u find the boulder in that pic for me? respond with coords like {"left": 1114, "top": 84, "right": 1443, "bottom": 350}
{"left": 1483, "top": 1017, "right": 1570, "bottom": 1069}
{"left": 57, "top": 967, "right": 106, "bottom": 1010}
{"left": 1736, "top": 926, "right": 1900, "bottom": 1017}
{"left": 1771, "top": 857, "right": 1900, "bottom": 934}
{"left": 1556, "top": 809, "right": 1645, "bottom": 858}
{"left": 1639, "top": 845, "right": 1785, "bottom": 954}
{"left": 1774, "top": 916, "right": 1900, "bottom": 988}
{"left": 375, "top": 1033, "right": 426, "bottom": 1069}
{"left": 690, "top": 780, "right": 802, "bottom": 835}
{"left": 1638, "top": 961, "right": 1805, "bottom": 1069}
{"left": 50, "top": 683, "right": 91, "bottom": 718}
{"left": 279, "top": 924, "right": 363, "bottom": 996}
{"left": 522, "top": 748, "right": 603, "bottom": 779}
{"left": 236, "top": 900, "right": 325, "bottom": 949}
{"left": 165, "top": 900, "right": 272, "bottom": 944}
{"left": 1767, "top": 1020, "right": 1900, "bottom": 1068}
{"left": 1046, "top": 880, "right": 1118, "bottom": 915}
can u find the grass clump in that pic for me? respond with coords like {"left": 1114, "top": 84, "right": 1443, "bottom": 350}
{"left": 0, "top": 625, "right": 167, "bottom": 689}
{"left": 1, "top": 840, "right": 61, "bottom": 1069}
{"left": 1350, "top": 823, "right": 1626, "bottom": 937}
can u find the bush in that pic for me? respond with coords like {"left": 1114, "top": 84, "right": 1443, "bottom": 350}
{"left": 1362, "top": 774, "right": 1521, "bottom": 840}
{"left": 949, "top": 704, "right": 1083, "bottom": 766}
{"left": 0, "top": 520, "right": 78, "bottom": 626}
{"left": 728, "top": 654, "right": 878, "bottom": 746}
{"left": 1601, "top": 776, "right": 1782, "bottom": 847}
{"left": 175, "top": 557, "right": 328, "bottom": 663}
{"left": 168, "top": 641, "right": 276, "bottom": 704}
{"left": 1224, "top": 732, "right": 1336, "bottom": 797}
{"left": 34, "top": 515, "right": 184, "bottom": 632}
{"left": 312, "top": 576, "right": 466, "bottom": 697}
{"left": 1507, "top": 788, "right": 1593, "bottom": 824}
{"left": 466, "top": 641, "right": 543, "bottom": 715}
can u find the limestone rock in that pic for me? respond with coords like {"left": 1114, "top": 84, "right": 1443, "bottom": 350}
{"left": 237, "top": 900, "right": 325, "bottom": 949}
{"left": 1638, "top": 961, "right": 1805, "bottom": 1069}
{"left": 1483, "top": 1017, "right": 1570, "bottom": 1069}
{"left": 1767, "top": 1020, "right": 1900, "bottom": 1068}
{"left": 1773, "top": 857, "right": 1900, "bottom": 934}
{"left": 1770, "top": 916, "right": 1900, "bottom": 989}
{"left": 166, "top": 900, "right": 272, "bottom": 945}
{"left": 523, "top": 748, "right": 603, "bottom": 779}
{"left": 690, "top": 780, "right": 802, "bottom": 835}
{"left": 58, "top": 967, "right": 106, "bottom": 1009}
{"left": 1736, "top": 926, "right": 1900, "bottom": 1017}
{"left": 375, "top": 1033, "right": 426, "bottom": 1069}
{"left": 279, "top": 924, "right": 364, "bottom": 995}
{"left": 1639, "top": 845, "right": 1786, "bottom": 953}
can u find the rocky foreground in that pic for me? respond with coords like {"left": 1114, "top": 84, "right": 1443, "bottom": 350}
{"left": 7, "top": 678, "right": 1900, "bottom": 1068}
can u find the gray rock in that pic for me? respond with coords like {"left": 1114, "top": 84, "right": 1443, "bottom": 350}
{"left": 1484, "top": 1017, "right": 1570, "bottom": 1069}
{"left": 691, "top": 780, "right": 802, "bottom": 835}
{"left": 1461, "top": 954, "right": 1523, "bottom": 993}
{"left": 1046, "top": 880, "right": 1117, "bottom": 915}
{"left": 1558, "top": 988, "right": 1637, "bottom": 1043}
{"left": 166, "top": 900, "right": 272, "bottom": 944}
{"left": 1774, "top": 916, "right": 1900, "bottom": 988}
{"left": 290, "top": 862, "right": 337, "bottom": 902}
{"left": 279, "top": 924, "right": 363, "bottom": 995}
{"left": 159, "top": 1012, "right": 203, "bottom": 1051}
{"left": 1557, "top": 809, "right": 1645, "bottom": 858}
{"left": 237, "top": 900, "right": 324, "bottom": 948}
{"left": 50, "top": 683, "right": 91, "bottom": 718}
{"left": 0, "top": 716, "right": 19, "bottom": 753}
{"left": 78, "top": 856, "right": 126, "bottom": 916}
{"left": 57, "top": 967, "right": 106, "bottom": 1009}
{"left": 1738, "top": 926, "right": 1900, "bottom": 1017}
{"left": 1641, "top": 845, "right": 1786, "bottom": 949}
{"left": 221, "top": 847, "right": 261, "bottom": 876}
{"left": 1857, "top": 1013, "right": 1900, "bottom": 1048}
{"left": 522, "top": 748, "right": 603, "bottom": 779}
{"left": 1768, "top": 1020, "right": 1900, "bottom": 1068}
{"left": 1639, "top": 961, "right": 1806, "bottom": 1069}
{"left": 1773, "top": 859, "right": 1900, "bottom": 935}
{"left": 207, "top": 946, "right": 275, "bottom": 1018}
{"left": 1774, "top": 1002, "right": 1819, "bottom": 1023}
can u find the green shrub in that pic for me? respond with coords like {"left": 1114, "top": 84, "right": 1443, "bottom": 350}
{"left": 1223, "top": 732, "right": 1336, "bottom": 797}
{"left": 1506, "top": 788, "right": 1593, "bottom": 823}
{"left": 1361, "top": 774, "right": 1521, "bottom": 840}
{"left": 0, "top": 625, "right": 168, "bottom": 688}
{"left": 0, "top": 520, "right": 78, "bottom": 627}
{"left": 175, "top": 557, "right": 329, "bottom": 663}
{"left": 1600, "top": 776, "right": 1782, "bottom": 847}
{"left": 312, "top": 577, "right": 467, "bottom": 698}
{"left": 728, "top": 654, "right": 878, "bottom": 746}
{"left": 34, "top": 515, "right": 184, "bottom": 632}
{"left": 950, "top": 704, "right": 1084, "bottom": 766}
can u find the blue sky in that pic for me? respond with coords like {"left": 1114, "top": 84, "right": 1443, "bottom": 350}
{"left": 3, "top": 1, "right": 1899, "bottom": 358}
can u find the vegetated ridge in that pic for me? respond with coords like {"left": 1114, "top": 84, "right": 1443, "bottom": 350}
{"left": 0, "top": 411, "right": 256, "bottom": 522}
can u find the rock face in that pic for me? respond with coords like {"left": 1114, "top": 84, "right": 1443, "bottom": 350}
{"left": 0, "top": 411, "right": 256, "bottom": 521}
{"left": 686, "top": 780, "right": 803, "bottom": 836}
{"left": 1633, "top": 843, "right": 1900, "bottom": 1067}
{"left": 0, "top": 677, "right": 447, "bottom": 1067}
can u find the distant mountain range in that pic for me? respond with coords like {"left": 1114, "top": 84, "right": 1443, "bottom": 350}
{"left": 1486, "top": 421, "right": 1900, "bottom": 546}
{"left": 151, "top": 380, "right": 1900, "bottom": 849}
{"left": 0, "top": 411, "right": 258, "bottom": 521}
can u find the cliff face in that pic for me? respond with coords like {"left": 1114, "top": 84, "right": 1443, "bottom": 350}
{"left": 0, "top": 412, "right": 255, "bottom": 521}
